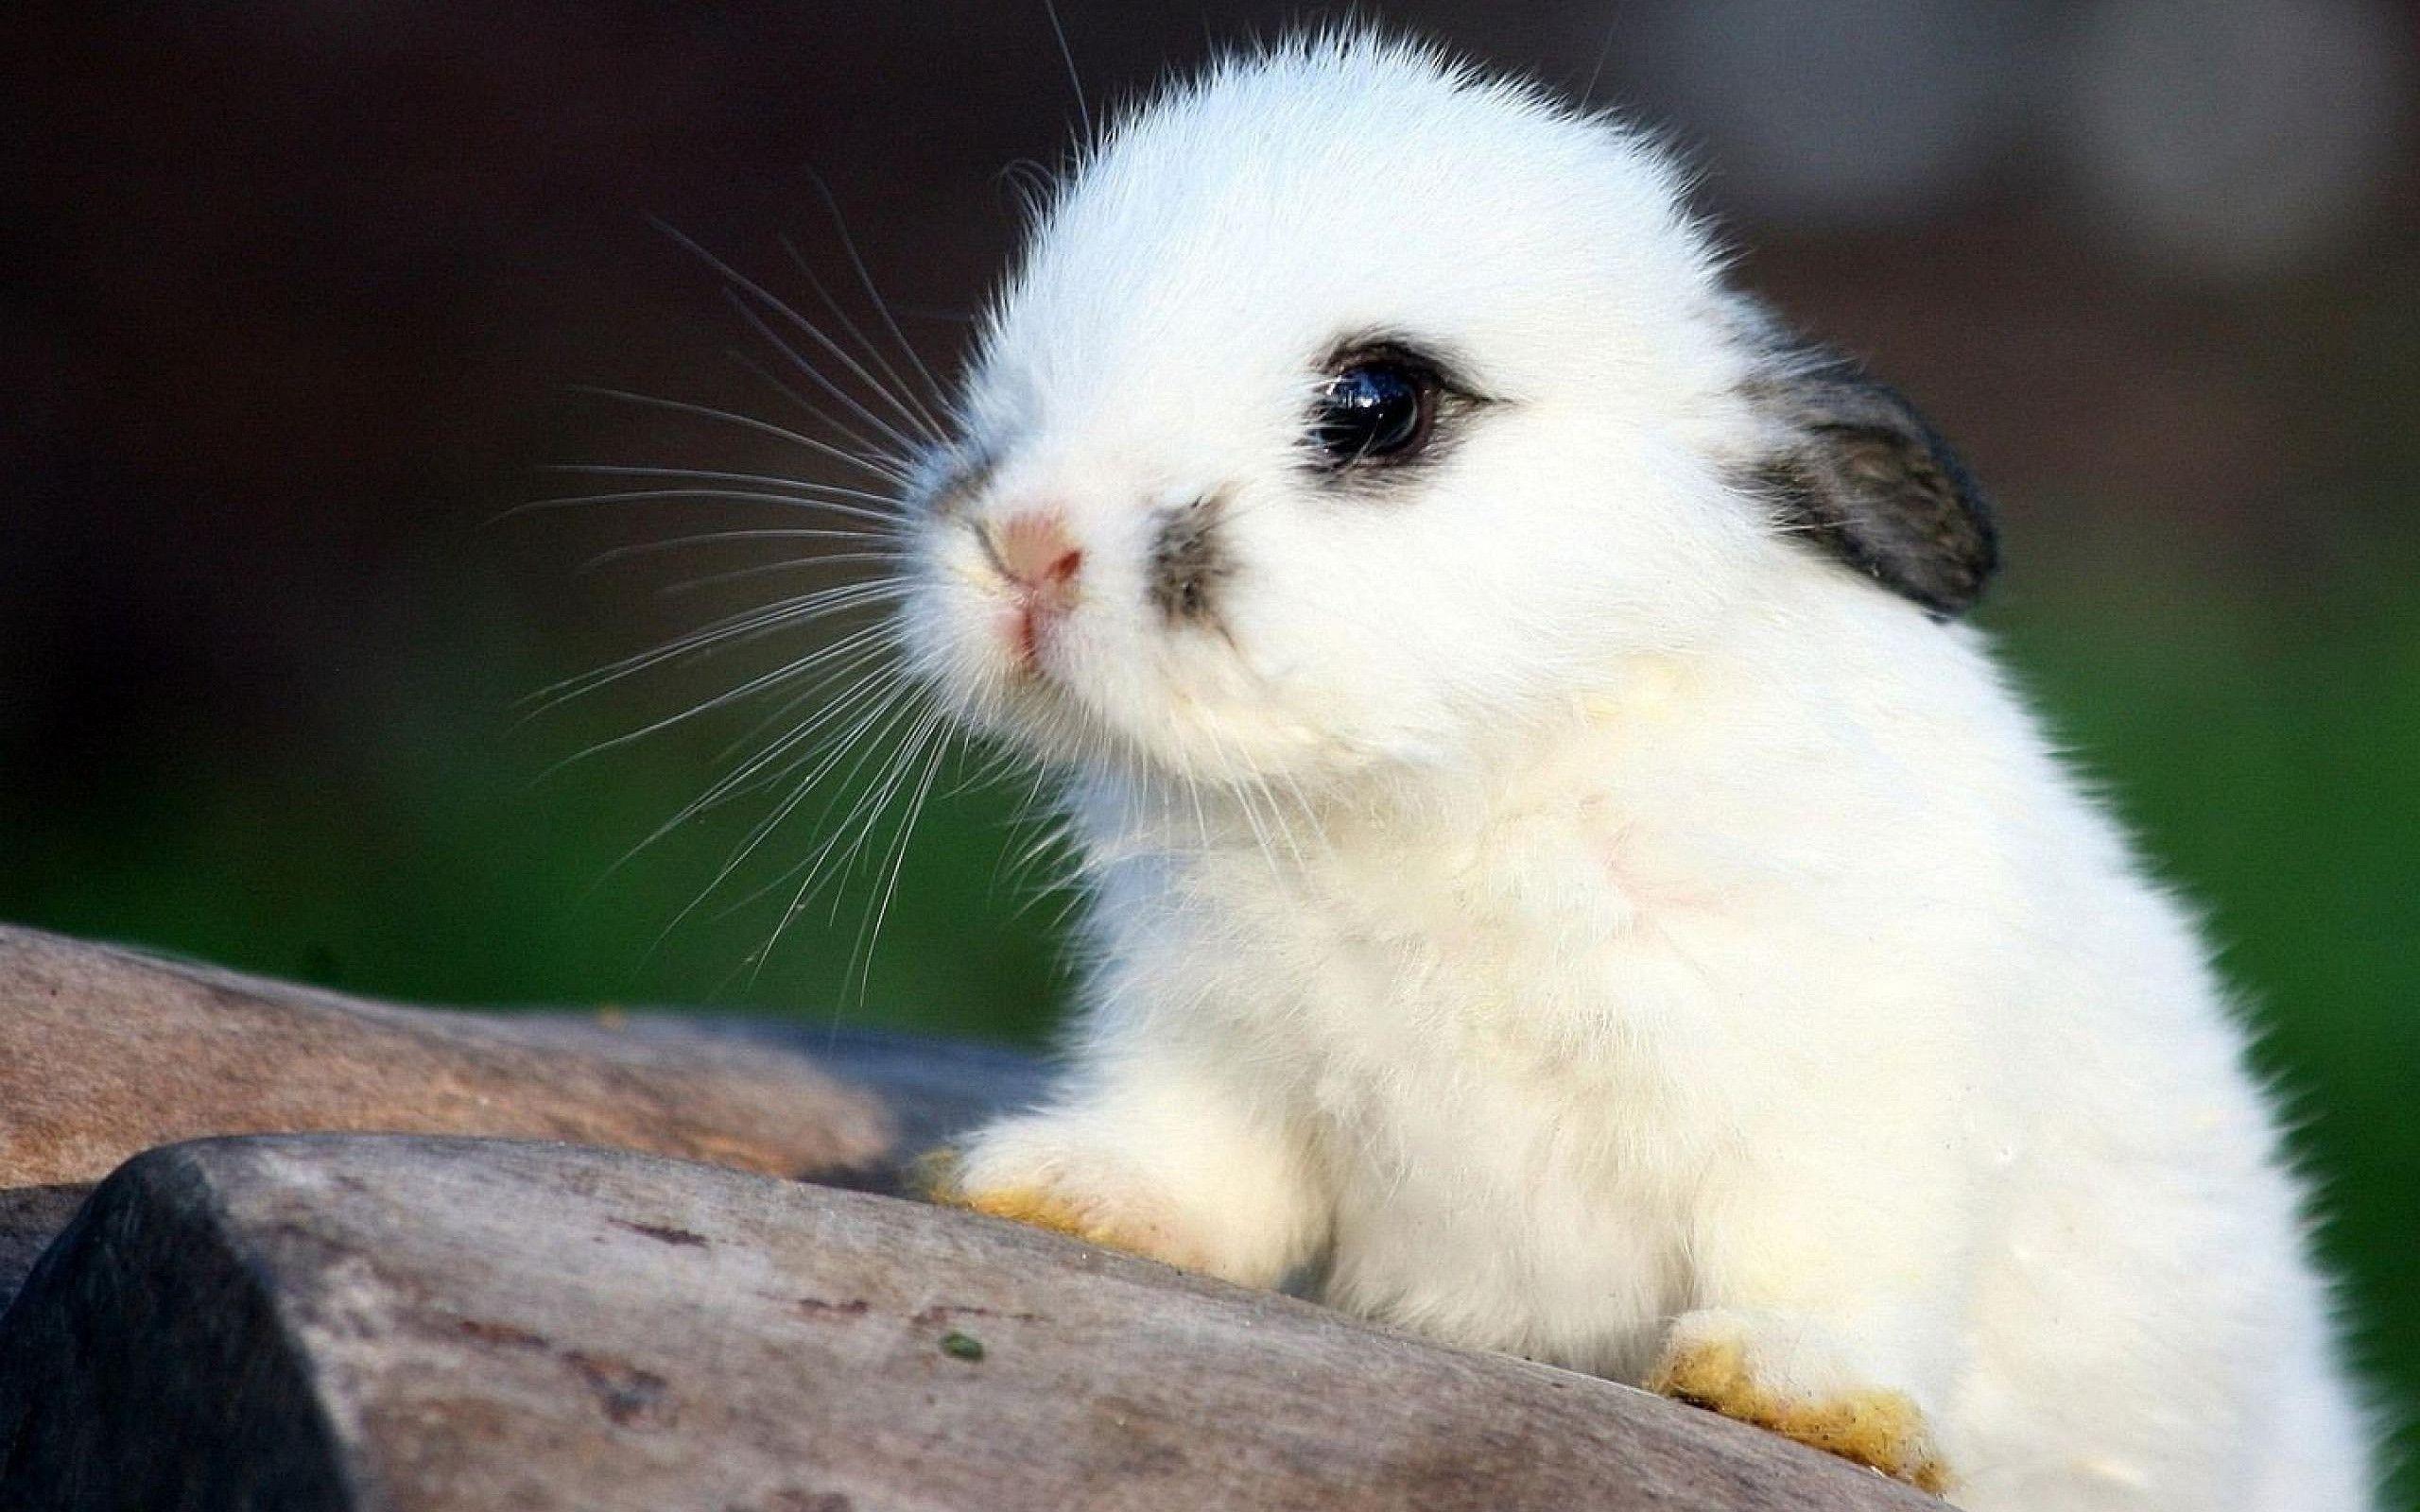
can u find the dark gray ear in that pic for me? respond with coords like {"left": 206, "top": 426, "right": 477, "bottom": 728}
{"left": 1748, "top": 347, "right": 1998, "bottom": 619}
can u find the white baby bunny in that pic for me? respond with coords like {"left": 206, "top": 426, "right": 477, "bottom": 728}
{"left": 899, "top": 33, "right": 2377, "bottom": 1508}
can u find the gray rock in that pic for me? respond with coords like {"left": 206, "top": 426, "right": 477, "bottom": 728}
{"left": 0, "top": 1135, "right": 1931, "bottom": 1511}
{"left": 0, "top": 924, "right": 1042, "bottom": 1309}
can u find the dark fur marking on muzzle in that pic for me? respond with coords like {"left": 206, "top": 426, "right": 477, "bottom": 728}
{"left": 1148, "top": 495, "right": 1236, "bottom": 627}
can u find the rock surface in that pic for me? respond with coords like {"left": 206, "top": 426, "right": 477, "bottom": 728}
{"left": 0, "top": 1134, "right": 1934, "bottom": 1511}
{"left": 0, "top": 923, "right": 1044, "bottom": 1308}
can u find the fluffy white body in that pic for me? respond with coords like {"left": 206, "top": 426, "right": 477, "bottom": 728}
{"left": 896, "top": 36, "right": 2376, "bottom": 1508}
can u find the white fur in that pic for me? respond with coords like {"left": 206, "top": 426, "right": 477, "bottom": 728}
{"left": 898, "top": 35, "right": 2377, "bottom": 1509}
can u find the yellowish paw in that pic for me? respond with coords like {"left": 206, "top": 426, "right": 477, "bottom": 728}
{"left": 957, "top": 1185, "right": 1129, "bottom": 1244}
{"left": 1649, "top": 1335, "right": 1953, "bottom": 1495}
{"left": 913, "top": 1148, "right": 1170, "bottom": 1263}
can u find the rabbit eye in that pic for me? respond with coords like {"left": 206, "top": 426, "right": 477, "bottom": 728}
{"left": 1310, "top": 359, "right": 1437, "bottom": 467}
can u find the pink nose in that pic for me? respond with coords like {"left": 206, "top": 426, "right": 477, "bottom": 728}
{"left": 990, "top": 509, "right": 1083, "bottom": 609}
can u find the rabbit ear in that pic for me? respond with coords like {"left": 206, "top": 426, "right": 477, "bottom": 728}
{"left": 1748, "top": 345, "right": 1999, "bottom": 619}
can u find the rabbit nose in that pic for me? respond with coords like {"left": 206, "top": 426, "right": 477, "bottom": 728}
{"left": 987, "top": 509, "right": 1084, "bottom": 610}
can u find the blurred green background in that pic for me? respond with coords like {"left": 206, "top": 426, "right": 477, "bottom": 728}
{"left": 4, "top": 1, "right": 2412, "bottom": 1499}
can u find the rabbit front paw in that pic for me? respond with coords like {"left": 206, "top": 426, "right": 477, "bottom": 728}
{"left": 1648, "top": 1308, "right": 1953, "bottom": 1495}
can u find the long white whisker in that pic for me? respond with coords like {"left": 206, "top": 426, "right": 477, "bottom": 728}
{"left": 585, "top": 652, "right": 904, "bottom": 904}
{"left": 707, "top": 684, "right": 935, "bottom": 926}
{"left": 1044, "top": 0, "right": 1093, "bottom": 144}
{"left": 744, "top": 696, "right": 942, "bottom": 982}
{"left": 705, "top": 673, "right": 915, "bottom": 824}
{"left": 581, "top": 534, "right": 897, "bottom": 574}
{"left": 657, "top": 553, "right": 907, "bottom": 597}
{"left": 777, "top": 232, "right": 950, "bottom": 443}
{"left": 520, "top": 582, "right": 907, "bottom": 714}
{"left": 716, "top": 279, "right": 944, "bottom": 460}
{"left": 1219, "top": 734, "right": 1286, "bottom": 884}
{"left": 510, "top": 486, "right": 901, "bottom": 529}
{"left": 1254, "top": 769, "right": 1309, "bottom": 869}
{"left": 629, "top": 669, "right": 918, "bottom": 951}
{"left": 848, "top": 726, "right": 952, "bottom": 1005}
{"left": 538, "top": 617, "right": 902, "bottom": 775}
{"left": 811, "top": 704, "right": 950, "bottom": 928}
{"left": 528, "top": 580, "right": 901, "bottom": 707}
{"left": 571, "top": 387, "right": 914, "bottom": 488}
{"left": 1185, "top": 764, "right": 1212, "bottom": 853}
{"left": 649, "top": 217, "right": 945, "bottom": 450}
{"left": 701, "top": 650, "right": 901, "bottom": 776}
{"left": 804, "top": 173, "right": 953, "bottom": 428}
{"left": 544, "top": 463, "right": 907, "bottom": 509}
{"left": 719, "top": 293, "right": 930, "bottom": 459}
{"left": 647, "top": 653, "right": 903, "bottom": 840}
{"left": 719, "top": 339, "right": 906, "bottom": 467}
{"left": 1264, "top": 763, "right": 1322, "bottom": 862}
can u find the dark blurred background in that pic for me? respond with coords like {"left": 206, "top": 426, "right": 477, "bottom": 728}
{"left": 4, "top": 0, "right": 2413, "bottom": 1490}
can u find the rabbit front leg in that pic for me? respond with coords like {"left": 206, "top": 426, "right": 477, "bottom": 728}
{"left": 1650, "top": 1134, "right": 1974, "bottom": 1496}
{"left": 930, "top": 1039, "right": 1328, "bottom": 1289}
